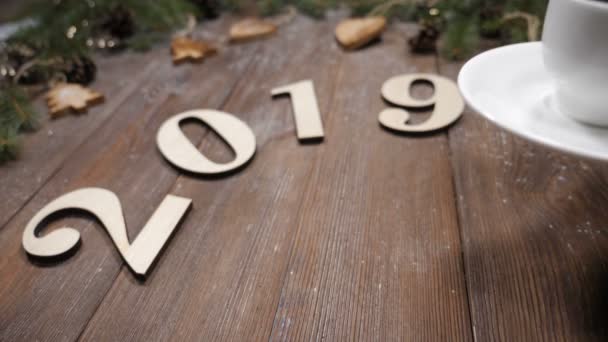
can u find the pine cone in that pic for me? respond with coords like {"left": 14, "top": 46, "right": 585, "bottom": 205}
{"left": 480, "top": 4, "right": 504, "bottom": 38}
{"left": 100, "top": 5, "right": 135, "bottom": 39}
{"left": 0, "top": 64, "right": 16, "bottom": 84}
{"left": 4, "top": 42, "right": 36, "bottom": 66}
{"left": 408, "top": 23, "right": 440, "bottom": 53}
{"left": 62, "top": 55, "right": 97, "bottom": 85}
{"left": 1, "top": 42, "right": 46, "bottom": 85}
{"left": 191, "top": 0, "right": 220, "bottom": 19}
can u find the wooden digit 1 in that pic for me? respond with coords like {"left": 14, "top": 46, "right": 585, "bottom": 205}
{"left": 22, "top": 188, "right": 192, "bottom": 277}
{"left": 156, "top": 109, "right": 256, "bottom": 174}
{"left": 379, "top": 73, "right": 464, "bottom": 132}
{"left": 271, "top": 80, "right": 324, "bottom": 141}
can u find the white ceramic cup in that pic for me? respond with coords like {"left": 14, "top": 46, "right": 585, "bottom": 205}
{"left": 542, "top": 0, "right": 608, "bottom": 126}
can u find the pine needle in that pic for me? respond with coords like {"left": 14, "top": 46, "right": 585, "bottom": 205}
{"left": 503, "top": 11, "right": 541, "bottom": 41}
{"left": 0, "top": 84, "right": 39, "bottom": 163}
{"left": 0, "top": 126, "right": 20, "bottom": 163}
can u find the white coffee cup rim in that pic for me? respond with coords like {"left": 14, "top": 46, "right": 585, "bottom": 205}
{"left": 569, "top": 0, "right": 608, "bottom": 10}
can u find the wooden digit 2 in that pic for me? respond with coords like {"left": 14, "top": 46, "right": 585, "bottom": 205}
{"left": 271, "top": 80, "right": 324, "bottom": 141}
{"left": 22, "top": 188, "right": 192, "bottom": 276}
{"left": 156, "top": 109, "right": 256, "bottom": 174}
{"left": 379, "top": 73, "right": 464, "bottom": 132}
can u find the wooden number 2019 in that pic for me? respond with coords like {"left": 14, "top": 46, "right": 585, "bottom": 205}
{"left": 23, "top": 73, "right": 463, "bottom": 278}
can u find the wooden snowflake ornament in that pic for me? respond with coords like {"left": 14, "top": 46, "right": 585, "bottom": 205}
{"left": 46, "top": 83, "right": 104, "bottom": 118}
{"left": 171, "top": 36, "right": 217, "bottom": 64}
{"left": 229, "top": 18, "right": 277, "bottom": 43}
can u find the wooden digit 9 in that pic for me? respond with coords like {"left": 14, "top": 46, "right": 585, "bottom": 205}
{"left": 379, "top": 73, "right": 464, "bottom": 133}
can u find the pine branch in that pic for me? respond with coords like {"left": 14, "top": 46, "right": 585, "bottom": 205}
{"left": 440, "top": 11, "right": 480, "bottom": 60}
{"left": 8, "top": 0, "right": 198, "bottom": 60}
{"left": 1, "top": 85, "right": 39, "bottom": 130}
{"left": 0, "top": 125, "right": 21, "bottom": 163}
{"left": 0, "top": 84, "right": 39, "bottom": 164}
{"left": 367, "top": 0, "right": 421, "bottom": 17}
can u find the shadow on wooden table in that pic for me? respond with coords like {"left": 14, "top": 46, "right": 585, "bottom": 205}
{"left": 465, "top": 192, "right": 608, "bottom": 340}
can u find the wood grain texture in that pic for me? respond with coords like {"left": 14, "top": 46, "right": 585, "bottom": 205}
{"left": 268, "top": 22, "right": 471, "bottom": 341}
{"left": 439, "top": 58, "right": 608, "bottom": 341}
{"left": 7, "top": 12, "right": 605, "bottom": 342}
{"left": 0, "top": 17, "right": 258, "bottom": 341}
{"left": 79, "top": 16, "right": 473, "bottom": 342}
{"left": 1, "top": 15, "right": 474, "bottom": 342}
{"left": 79, "top": 14, "right": 345, "bottom": 342}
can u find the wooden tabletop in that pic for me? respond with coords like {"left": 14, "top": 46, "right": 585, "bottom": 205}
{"left": 1, "top": 14, "right": 607, "bottom": 341}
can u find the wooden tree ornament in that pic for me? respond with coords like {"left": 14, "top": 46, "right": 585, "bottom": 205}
{"left": 271, "top": 80, "right": 324, "bottom": 141}
{"left": 46, "top": 83, "right": 104, "bottom": 118}
{"left": 379, "top": 73, "right": 464, "bottom": 132}
{"left": 156, "top": 109, "right": 256, "bottom": 174}
{"left": 22, "top": 188, "right": 192, "bottom": 276}
{"left": 171, "top": 36, "right": 217, "bottom": 64}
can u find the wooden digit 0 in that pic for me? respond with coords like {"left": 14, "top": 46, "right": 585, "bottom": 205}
{"left": 156, "top": 109, "right": 256, "bottom": 174}
{"left": 379, "top": 73, "right": 464, "bottom": 132}
{"left": 22, "top": 188, "right": 192, "bottom": 277}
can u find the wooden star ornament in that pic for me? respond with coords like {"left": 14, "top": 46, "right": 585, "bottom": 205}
{"left": 46, "top": 83, "right": 104, "bottom": 118}
{"left": 171, "top": 36, "right": 217, "bottom": 64}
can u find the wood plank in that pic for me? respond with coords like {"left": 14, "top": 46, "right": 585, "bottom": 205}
{"left": 267, "top": 23, "right": 472, "bottom": 341}
{"left": 440, "top": 58, "right": 608, "bottom": 341}
{"left": 78, "top": 14, "right": 344, "bottom": 341}
{"left": 0, "top": 17, "right": 259, "bottom": 341}
{"left": 81, "top": 18, "right": 473, "bottom": 342}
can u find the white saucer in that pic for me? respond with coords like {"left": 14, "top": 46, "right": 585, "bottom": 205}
{"left": 458, "top": 42, "right": 608, "bottom": 161}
